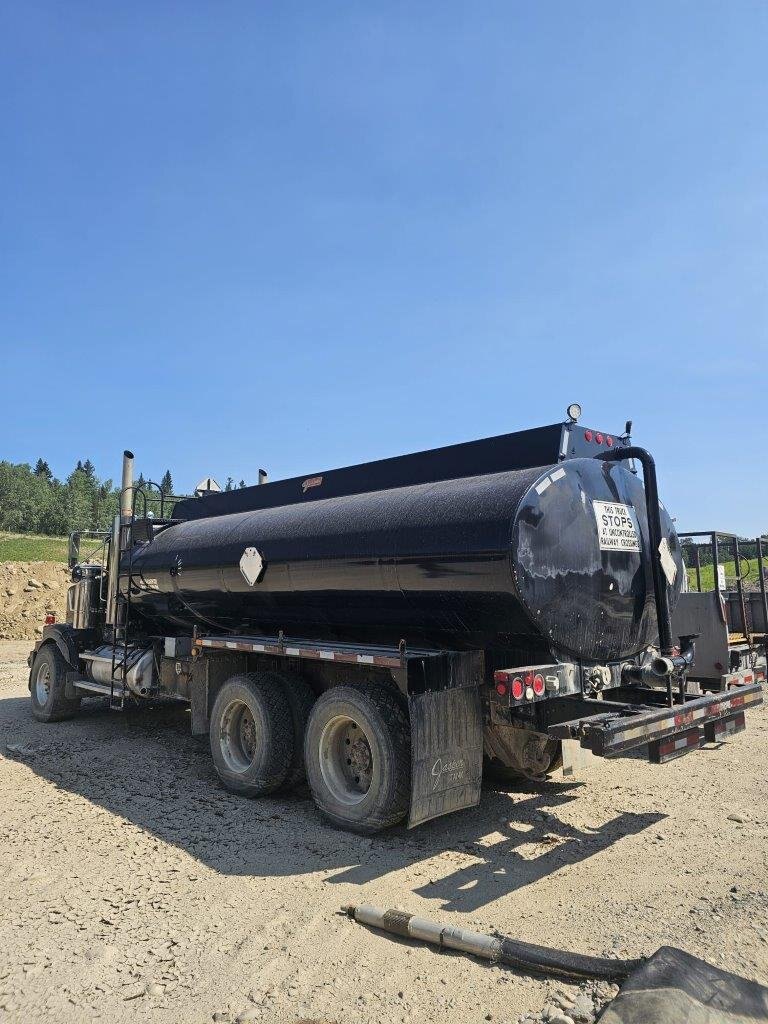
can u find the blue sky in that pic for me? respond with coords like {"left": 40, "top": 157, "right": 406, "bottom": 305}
{"left": 2, "top": 2, "right": 767, "bottom": 533}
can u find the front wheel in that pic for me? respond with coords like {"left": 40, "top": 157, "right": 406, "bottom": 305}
{"left": 304, "top": 683, "right": 410, "bottom": 834}
{"left": 30, "top": 644, "right": 81, "bottom": 722}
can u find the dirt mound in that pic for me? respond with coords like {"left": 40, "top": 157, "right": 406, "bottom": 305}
{"left": 0, "top": 562, "right": 70, "bottom": 640}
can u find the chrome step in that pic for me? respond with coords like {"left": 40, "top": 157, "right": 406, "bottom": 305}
{"left": 73, "top": 679, "right": 127, "bottom": 698}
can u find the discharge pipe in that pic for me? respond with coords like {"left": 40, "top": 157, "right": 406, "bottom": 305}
{"left": 342, "top": 904, "right": 642, "bottom": 982}
{"left": 597, "top": 446, "right": 673, "bottom": 656}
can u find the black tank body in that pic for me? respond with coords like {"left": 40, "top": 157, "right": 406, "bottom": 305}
{"left": 125, "top": 457, "right": 683, "bottom": 662}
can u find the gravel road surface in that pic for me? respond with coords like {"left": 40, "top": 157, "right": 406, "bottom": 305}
{"left": 1, "top": 640, "right": 766, "bottom": 1023}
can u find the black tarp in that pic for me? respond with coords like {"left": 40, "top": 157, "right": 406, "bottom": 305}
{"left": 599, "top": 946, "right": 768, "bottom": 1024}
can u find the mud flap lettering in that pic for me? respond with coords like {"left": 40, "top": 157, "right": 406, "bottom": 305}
{"left": 407, "top": 687, "right": 482, "bottom": 828}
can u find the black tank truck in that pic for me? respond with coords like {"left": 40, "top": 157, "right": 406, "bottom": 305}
{"left": 28, "top": 406, "right": 763, "bottom": 833}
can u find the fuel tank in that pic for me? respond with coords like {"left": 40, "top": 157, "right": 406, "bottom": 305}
{"left": 125, "top": 457, "right": 683, "bottom": 662}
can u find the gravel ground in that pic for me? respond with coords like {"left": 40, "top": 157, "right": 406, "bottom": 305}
{"left": 1, "top": 639, "right": 767, "bottom": 1023}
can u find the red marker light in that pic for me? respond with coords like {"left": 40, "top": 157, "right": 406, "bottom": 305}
{"left": 533, "top": 673, "right": 546, "bottom": 696}
{"left": 44, "top": 613, "right": 55, "bottom": 625}
{"left": 495, "top": 681, "right": 508, "bottom": 696}
{"left": 606, "top": 435, "right": 614, "bottom": 447}
{"left": 511, "top": 677, "right": 524, "bottom": 700}
{"left": 584, "top": 430, "right": 593, "bottom": 442}
{"left": 595, "top": 433, "right": 604, "bottom": 445}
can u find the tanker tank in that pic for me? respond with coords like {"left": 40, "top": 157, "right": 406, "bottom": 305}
{"left": 125, "top": 456, "right": 683, "bottom": 663}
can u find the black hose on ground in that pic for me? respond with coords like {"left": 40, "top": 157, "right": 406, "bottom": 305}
{"left": 342, "top": 904, "right": 643, "bottom": 982}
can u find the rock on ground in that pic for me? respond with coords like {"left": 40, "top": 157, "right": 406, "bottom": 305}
{"left": 0, "top": 562, "right": 69, "bottom": 640}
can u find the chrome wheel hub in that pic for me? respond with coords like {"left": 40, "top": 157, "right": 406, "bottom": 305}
{"left": 219, "top": 700, "right": 261, "bottom": 773}
{"left": 35, "top": 661, "right": 51, "bottom": 705}
{"left": 318, "top": 715, "right": 374, "bottom": 805}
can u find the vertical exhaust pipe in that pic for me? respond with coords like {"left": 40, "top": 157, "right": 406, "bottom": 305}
{"left": 107, "top": 449, "right": 135, "bottom": 629}
{"left": 121, "top": 450, "right": 135, "bottom": 516}
{"left": 258, "top": 468, "right": 268, "bottom": 485}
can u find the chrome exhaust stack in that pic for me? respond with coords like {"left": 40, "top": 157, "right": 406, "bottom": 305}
{"left": 106, "top": 450, "right": 135, "bottom": 628}
{"left": 120, "top": 450, "right": 135, "bottom": 517}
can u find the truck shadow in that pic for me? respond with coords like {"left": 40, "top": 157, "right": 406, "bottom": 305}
{"left": 1, "top": 694, "right": 665, "bottom": 914}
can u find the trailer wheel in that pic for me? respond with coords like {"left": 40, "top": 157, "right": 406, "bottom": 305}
{"left": 29, "top": 643, "right": 81, "bottom": 722}
{"left": 304, "top": 683, "right": 410, "bottom": 834}
{"left": 264, "top": 670, "right": 315, "bottom": 790}
{"left": 210, "top": 673, "right": 293, "bottom": 796}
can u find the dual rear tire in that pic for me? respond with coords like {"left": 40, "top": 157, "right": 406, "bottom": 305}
{"left": 209, "top": 674, "right": 410, "bottom": 833}
{"left": 209, "top": 670, "right": 313, "bottom": 796}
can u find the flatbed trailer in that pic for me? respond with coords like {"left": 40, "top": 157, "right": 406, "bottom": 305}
{"left": 673, "top": 532, "right": 768, "bottom": 691}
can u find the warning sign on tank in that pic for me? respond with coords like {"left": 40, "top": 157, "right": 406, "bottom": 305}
{"left": 592, "top": 501, "right": 641, "bottom": 552}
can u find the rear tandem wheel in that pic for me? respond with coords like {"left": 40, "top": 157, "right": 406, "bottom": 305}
{"left": 209, "top": 672, "right": 294, "bottom": 796}
{"left": 304, "top": 682, "right": 411, "bottom": 834}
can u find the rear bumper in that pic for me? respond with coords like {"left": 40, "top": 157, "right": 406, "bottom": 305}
{"left": 548, "top": 683, "right": 763, "bottom": 762}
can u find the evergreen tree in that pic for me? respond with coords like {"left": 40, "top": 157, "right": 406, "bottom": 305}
{"left": 160, "top": 470, "right": 174, "bottom": 495}
{"left": 224, "top": 477, "right": 234, "bottom": 492}
{"left": 238, "top": 479, "right": 246, "bottom": 489}
{"left": 0, "top": 457, "right": 169, "bottom": 537}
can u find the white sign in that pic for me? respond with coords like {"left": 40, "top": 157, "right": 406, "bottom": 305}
{"left": 658, "top": 537, "right": 678, "bottom": 586}
{"left": 717, "top": 564, "right": 726, "bottom": 591}
{"left": 593, "top": 501, "right": 641, "bottom": 552}
{"left": 239, "top": 547, "right": 265, "bottom": 586}
{"left": 195, "top": 476, "right": 221, "bottom": 494}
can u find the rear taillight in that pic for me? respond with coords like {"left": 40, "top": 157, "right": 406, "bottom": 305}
{"left": 595, "top": 432, "right": 604, "bottom": 444}
{"left": 606, "top": 435, "right": 614, "bottom": 446}
{"left": 44, "top": 613, "right": 55, "bottom": 625}
{"left": 584, "top": 430, "right": 593, "bottom": 442}
{"left": 494, "top": 671, "right": 547, "bottom": 701}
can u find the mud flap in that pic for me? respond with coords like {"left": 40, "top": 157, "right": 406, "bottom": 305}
{"left": 407, "top": 686, "right": 483, "bottom": 828}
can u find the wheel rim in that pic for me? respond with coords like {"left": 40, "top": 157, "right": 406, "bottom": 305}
{"left": 35, "top": 660, "right": 51, "bottom": 705}
{"left": 318, "top": 714, "right": 374, "bottom": 806}
{"left": 219, "top": 699, "right": 261, "bottom": 773}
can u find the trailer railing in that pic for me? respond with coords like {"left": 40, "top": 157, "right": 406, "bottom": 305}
{"left": 678, "top": 531, "right": 768, "bottom": 643}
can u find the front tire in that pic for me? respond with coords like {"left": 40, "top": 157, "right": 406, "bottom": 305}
{"left": 210, "top": 673, "right": 293, "bottom": 797}
{"left": 304, "top": 683, "right": 410, "bottom": 834}
{"left": 30, "top": 644, "right": 81, "bottom": 722}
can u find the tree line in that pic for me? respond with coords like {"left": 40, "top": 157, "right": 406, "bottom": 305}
{"left": 0, "top": 459, "right": 253, "bottom": 537}
{"left": 0, "top": 459, "right": 176, "bottom": 537}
